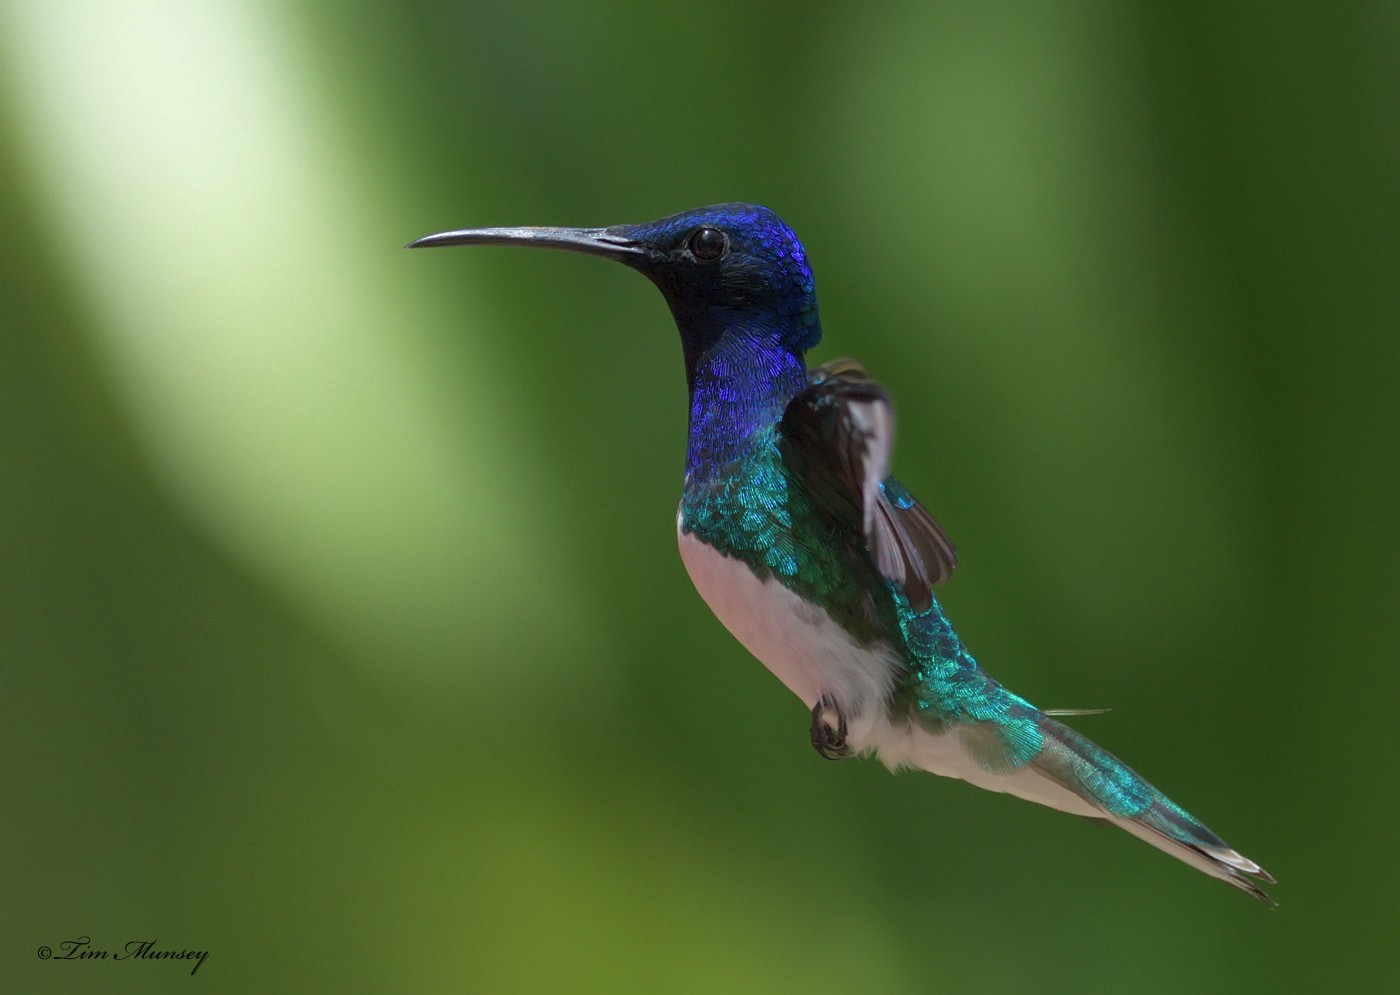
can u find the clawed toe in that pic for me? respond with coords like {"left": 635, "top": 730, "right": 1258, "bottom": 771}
{"left": 810, "top": 693, "right": 851, "bottom": 761}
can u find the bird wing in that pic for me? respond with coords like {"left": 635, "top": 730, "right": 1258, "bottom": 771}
{"left": 777, "top": 359, "right": 956, "bottom": 610}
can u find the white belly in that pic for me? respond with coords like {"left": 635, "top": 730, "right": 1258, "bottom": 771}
{"left": 677, "top": 525, "right": 899, "bottom": 744}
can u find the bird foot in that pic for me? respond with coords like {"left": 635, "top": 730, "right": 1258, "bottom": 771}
{"left": 810, "top": 693, "right": 851, "bottom": 761}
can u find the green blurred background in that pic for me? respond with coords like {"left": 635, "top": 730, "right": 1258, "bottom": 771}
{"left": 2, "top": 1, "right": 1396, "bottom": 991}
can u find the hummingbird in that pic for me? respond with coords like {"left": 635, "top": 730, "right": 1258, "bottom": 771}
{"left": 409, "top": 203, "right": 1274, "bottom": 903}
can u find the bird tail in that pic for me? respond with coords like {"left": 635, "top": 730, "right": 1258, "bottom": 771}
{"left": 1030, "top": 717, "right": 1276, "bottom": 904}
{"left": 870, "top": 704, "right": 1275, "bottom": 903}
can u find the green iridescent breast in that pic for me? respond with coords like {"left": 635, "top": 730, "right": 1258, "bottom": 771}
{"left": 680, "top": 428, "right": 887, "bottom": 646}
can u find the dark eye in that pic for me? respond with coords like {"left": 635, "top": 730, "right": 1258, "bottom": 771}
{"left": 687, "top": 226, "right": 728, "bottom": 260}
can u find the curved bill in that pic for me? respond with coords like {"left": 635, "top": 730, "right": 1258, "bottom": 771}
{"left": 406, "top": 226, "right": 644, "bottom": 261}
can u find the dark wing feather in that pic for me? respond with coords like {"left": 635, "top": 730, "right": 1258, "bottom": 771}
{"left": 779, "top": 359, "right": 956, "bottom": 610}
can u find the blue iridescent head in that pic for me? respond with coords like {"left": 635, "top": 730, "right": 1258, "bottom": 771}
{"left": 609, "top": 203, "right": 821, "bottom": 354}
{"left": 409, "top": 203, "right": 822, "bottom": 376}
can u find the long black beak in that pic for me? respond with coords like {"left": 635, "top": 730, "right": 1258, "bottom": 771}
{"left": 406, "top": 225, "right": 646, "bottom": 262}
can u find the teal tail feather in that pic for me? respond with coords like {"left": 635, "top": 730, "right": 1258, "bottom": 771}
{"left": 890, "top": 588, "right": 1273, "bottom": 902}
{"left": 1032, "top": 718, "right": 1276, "bottom": 904}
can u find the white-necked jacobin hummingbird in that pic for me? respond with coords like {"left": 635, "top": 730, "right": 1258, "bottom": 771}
{"left": 409, "top": 203, "right": 1274, "bottom": 903}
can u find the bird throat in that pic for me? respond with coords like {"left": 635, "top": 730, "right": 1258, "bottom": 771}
{"left": 683, "top": 329, "right": 807, "bottom": 484}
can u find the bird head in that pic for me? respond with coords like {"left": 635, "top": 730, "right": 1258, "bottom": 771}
{"left": 409, "top": 203, "right": 822, "bottom": 369}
